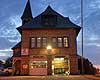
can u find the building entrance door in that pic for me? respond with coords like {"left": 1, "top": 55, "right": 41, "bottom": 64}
{"left": 14, "top": 60, "right": 21, "bottom": 75}
{"left": 52, "top": 57, "right": 70, "bottom": 75}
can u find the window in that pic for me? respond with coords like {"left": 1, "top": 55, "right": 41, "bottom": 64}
{"left": 37, "top": 37, "right": 41, "bottom": 48}
{"left": 57, "top": 38, "right": 63, "bottom": 47}
{"left": 31, "top": 37, "right": 68, "bottom": 48}
{"left": 31, "top": 61, "right": 47, "bottom": 68}
{"left": 64, "top": 37, "right": 68, "bottom": 47}
{"left": 31, "top": 38, "right": 36, "bottom": 48}
{"left": 52, "top": 37, "right": 57, "bottom": 48}
{"left": 42, "top": 37, "right": 47, "bottom": 47}
{"left": 42, "top": 15, "right": 57, "bottom": 26}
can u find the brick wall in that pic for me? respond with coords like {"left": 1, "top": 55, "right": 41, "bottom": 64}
{"left": 21, "top": 29, "right": 77, "bottom": 55}
{"left": 21, "top": 28, "right": 78, "bottom": 75}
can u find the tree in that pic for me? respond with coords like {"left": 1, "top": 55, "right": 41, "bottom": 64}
{"left": 0, "top": 60, "right": 3, "bottom": 64}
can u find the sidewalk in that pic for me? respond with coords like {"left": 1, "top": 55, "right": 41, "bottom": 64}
{"left": 0, "top": 75, "right": 100, "bottom": 80}
{"left": 95, "top": 74, "right": 100, "bottom": 77}
{"left": 83, "top": 75, "right": 100, "bottom": 80}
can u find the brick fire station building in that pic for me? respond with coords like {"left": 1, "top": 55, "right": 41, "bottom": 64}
{"left": 12, "top": 0, "right": 81, "bottom": 75}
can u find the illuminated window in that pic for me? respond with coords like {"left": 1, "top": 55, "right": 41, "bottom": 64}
{"left": 57, "top": 38, "right": 63, "bottom": 47}
{"left": 42, "top": 37, "right": 47, "bottom": 47}
{"left": 52, "top": 37, "right": 57, "bottom": 47}
{"left": 64, "top": 37, "right": 68, "bottom": 47}
{"left": 31, "top": 61, "right": 47, "bottom": 68}
{"left": 37, "top": 37, "right": 41, "bottom": 48}
{"left": 31, "top": 38, "right": 36, "bottom": 48}
{"left": 54, "top": 58, "right": 64, "bottom": 61}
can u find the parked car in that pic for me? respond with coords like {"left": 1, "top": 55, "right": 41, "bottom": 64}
{"left": 3, "top": 67, "right": 13, "bottom": 73}
{"left": 0, "top": 70, "right": 9, "bottom": 76}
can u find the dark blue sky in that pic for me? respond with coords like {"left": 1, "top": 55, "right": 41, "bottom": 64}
{"left": 0, "top": 0, "right": 100, "bottom": 66}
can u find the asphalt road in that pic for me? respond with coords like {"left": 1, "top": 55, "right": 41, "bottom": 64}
{"left": 0, "top": 75, "right": 100, "bottom": 80}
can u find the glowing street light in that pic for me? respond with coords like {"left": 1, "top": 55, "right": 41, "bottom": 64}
{"left": 47, "top": 45, "right": 52, "bottom": 50}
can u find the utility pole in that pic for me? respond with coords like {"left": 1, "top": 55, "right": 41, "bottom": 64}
{"left": 81, "top": 0, "right": 84, "bottom": 74}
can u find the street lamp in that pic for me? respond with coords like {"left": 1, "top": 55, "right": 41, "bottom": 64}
{"left": 46, "top": 45, "right": 52, "bottom": 75}
{"left": 47, "top": 45, "right": 52, "bottom": 50}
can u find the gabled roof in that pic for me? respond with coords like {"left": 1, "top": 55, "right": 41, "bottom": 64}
{"left": 12, "top": 42, "right": 21, "bottom": 49}
{"left": 42, "top": 6, "right": 61, "bottom": 15}
{"left": 21, "top": 0, "right": 33, "bottom": 19}
{"left": 20, "top": 6, "right": 81, "bottom": 30}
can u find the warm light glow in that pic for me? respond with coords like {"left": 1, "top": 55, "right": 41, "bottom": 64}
{"left": 31, "top": 66, "right": 33, "bottom": 69}
{"left": 52, "top": 65, "right": 54, "bottom": 69}
{"left": 99, "top": 69, "right": 100, "bottom": 73}
{"left": 47, "top": 45, "right": 52, "bottom": 50}
{"left": 66, "top": 71, "right": 70, "bottom": 75}
{"left": 54, "top": 58, "right": 64, "bottom": 61}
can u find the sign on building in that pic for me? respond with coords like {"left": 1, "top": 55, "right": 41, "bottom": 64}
{"left": 21, "top": 48, "right": 29, "bottom": 55}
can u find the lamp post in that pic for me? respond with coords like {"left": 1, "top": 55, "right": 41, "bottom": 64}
{"left": 47, "top": 45, "right": 52, "bottom": 75}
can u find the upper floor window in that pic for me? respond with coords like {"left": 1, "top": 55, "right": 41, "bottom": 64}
{"left": 57, "top": 38, "right": 63, "bottom": 47}
{"left": 42, "top": 37, "right": 47, "bottom": 47}
{"left": 52, "top": 37, "right": 57, "bottom": 48}
{"left": 64, "top": 37, "right": 68, "bottom": 47}
{"left": 30, "top": 37, "right": 69, "bottom": 48}
{"left": 31, "top": 38, "right": 36, "bottom": 48}
{"left": 41, "top": 15, "right": 57, "bottom": 26}
{"left": 37, "top": 37, "right": 41, "bottom": 48}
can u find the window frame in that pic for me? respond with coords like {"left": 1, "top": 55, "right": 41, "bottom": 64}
{"left": 41, "top": 15, "right": 57, "bottom": 27}
{"left": 52, "top": 37, "right": 57, "bottom": 48}
{"left": 42, "top": 37, "right": 47, "bottom": 48}
{"left": 57, "top": 37, "right": 63, "bottom": 48}
{"left": 30, "top": 37, "right": 36, "bottom": 48}
{"left": 63, "top": 37, "right": 69, "bottom": 48}
{"left": 36, "top": 37, "right": 42, "bottom": 48}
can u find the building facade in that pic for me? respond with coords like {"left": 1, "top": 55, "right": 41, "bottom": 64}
{"left": 12, "top": 0, "right": 81, "bottom": 75}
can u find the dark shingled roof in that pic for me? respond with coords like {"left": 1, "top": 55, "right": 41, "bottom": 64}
{"left": 12, "top": 42, "right": 21, "bottom": 49}
{"left": 21, "top": 0, "right": 33, "bottom": 19}
{"left": 13, "top": 51, "right": 21, "bottom": 57}
{"left": 17, "top": 26, "right": 22, "bottom": 34}
{"left": 19, "top": 6, "right": 81, "bottom": 32}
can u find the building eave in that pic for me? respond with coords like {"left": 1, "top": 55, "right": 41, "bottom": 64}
{"left": 12, "top": 41, "right": 21, "bottom": 50}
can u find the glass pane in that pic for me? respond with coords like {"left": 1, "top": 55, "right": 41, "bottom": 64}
{"left": 58, "top": 43, "right": 62, "bottom": 47}
{"left": 37, "top": 37, "right": 41, "bottom": 42}
{"left": 64, "top": 37, "right": 68, "bottom": 43}
{"left": 58, "top": 38, "right": 62, "bottom": 42}
{"left": 42, "top": 38, "right": 47, "bottom": 47}
{"left": 64, "top": 43, "right": 68, "bottom": 47}
{"left": 31, "top": 61, "right": 47, "bottom": 68}
{"left": 64, "top": 37, "right": 68, "bottom": 47}
{"left": 31, "top": 38, "right": 35, "bottom": 42}
{"left": 37, "top": 43, "right": 41, "bottom": 47}
{"left": 52, "top": 38, "right": 56, "bottom": 42}
{"left": 31, "top": 43, "right": 35, "bottom": 48}
{"left": 31, "top": 38, "right": 35, "bottom": 48}
{"left": 43, "top": 38, "right": 47, "bottom": 42}
{"left": 43, "top": 43, "right": 47, "bottom": 47}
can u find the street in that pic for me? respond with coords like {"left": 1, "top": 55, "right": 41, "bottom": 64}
{"left": 0, "top": 75, "right": 100, "bottom": 80}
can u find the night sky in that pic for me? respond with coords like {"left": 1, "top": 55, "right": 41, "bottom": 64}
{"left": 0, "top": 0, "right": 100, "bottom": 66}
